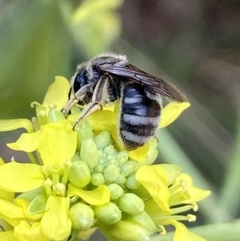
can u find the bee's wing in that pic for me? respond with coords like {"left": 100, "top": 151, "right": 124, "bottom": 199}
{"left": 99, "top": 64, "right": 188, "bottom": 102}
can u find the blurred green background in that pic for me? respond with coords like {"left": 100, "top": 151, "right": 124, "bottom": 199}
{"left": 0, "top": 0, "right": 240, "bottom": 240}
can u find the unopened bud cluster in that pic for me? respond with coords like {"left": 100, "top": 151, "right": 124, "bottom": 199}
{"left": 67, "top": 120, "right": 154, "bottom": 240}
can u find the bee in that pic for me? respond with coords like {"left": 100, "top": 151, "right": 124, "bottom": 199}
{"left": 63, "top": 53, "right": 188, "bottom": 150}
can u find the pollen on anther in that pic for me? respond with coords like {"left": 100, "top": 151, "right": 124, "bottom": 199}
{"left": 192, "top": 203, "right": 198, "bottom": 212}
{"left": 39, "top": 110, "right": 46, "bottom": 116}
{"left": 65, "top": 160, "right": 72, "bottom": 167}
{"left": 187, "top": 214, "right": 196, "bottom": 222}
{"left": 158, "top": 225, "right": 166, "bottom": 235}
{"left": 180, "top": 179, "right": 188, "bottom": 193}
{"left": 44, "top": 178, "right": 53, "bottom": 187}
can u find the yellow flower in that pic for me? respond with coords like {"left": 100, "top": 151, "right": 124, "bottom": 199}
{"left": 32, "top": 76, "right": 70, "bottom": 125}
{"left": 0, "top": 124, "right": 74, "bottom": 240}
{"left": 0, "top": 231, "right": 14, "bottom": 241}
{"left": 0, "top": 78, "right": 110, "bottom": 240}
{"left": 136, "top": 164, "right": 211, "bottom": 241}
{"left": 0, "top": 76, "right": 207, "bottom": 241}
{"left": 8, "top": 120, "right": 77, "bottom": 172}
{"left": 14, "top": 221, "right": 50, "bottom": 241}
{"left": 163, "top": 220, "right": 207, "bottom": 241}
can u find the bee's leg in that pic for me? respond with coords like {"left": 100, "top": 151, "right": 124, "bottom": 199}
{"left": 73, "top": 102, "right": 102, "bottom": 129}
{"left": 62, "top": 84, "right": 92, "bottom": 117}
{"left": 73, "top": 76, "right": 110, "bottom": 129}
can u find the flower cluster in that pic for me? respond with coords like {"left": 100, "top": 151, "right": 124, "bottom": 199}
{"left": 0, "top": 77, "right": 210, "bottom": 241}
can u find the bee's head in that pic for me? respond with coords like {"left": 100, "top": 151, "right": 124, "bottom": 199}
{"left": 70, "top": 64, "right": 102, "bottom": 104}
{"left": 72, "top": 67, "right": 89, "bottom": 94}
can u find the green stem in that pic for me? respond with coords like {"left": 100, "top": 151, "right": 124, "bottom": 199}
{"left": 150, "top": 219, "right": 240, "bottom": 241}
{"left": 61, "top": 163, "right": 71, "bottom": 185}
{"left": 27, "top": 152, "right": 38, "bottom": 164}
{"left": 52, "top": 172, "right": 60, "bottom": 185}
{"left": 36, "top": 150, "right": 43, "bottom": 165}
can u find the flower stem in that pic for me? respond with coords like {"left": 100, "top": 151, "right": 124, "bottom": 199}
{"left": 27, "top": 152, "right": 38, "bottom": 164}
{"left": 52, "top": 172, "right": 60, "bottom": 185}
{"left": 150, "top": 219, "right": 240, "bottom": 241}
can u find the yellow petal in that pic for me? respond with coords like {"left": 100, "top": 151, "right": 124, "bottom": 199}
{"left": 160, "top": 164, "right": 182, "bottom": 186}
{"left": 0, "top": 119, "right": 33, "bottom": 133}
{"left": 0, "top": 199, "right": 25, "bottom": 227}
{"left": 14, "top": 221, "right": 50, "bottom": 241}
{"left": 0, "top": 231, "right": 14, "bottom": 241}
{"left": 174, "top": 173, "right": 211, "bottom": 203}
{"left": 67, "top": 184, "right": 110, "bottom": 205}
{"left": 160, "top": 102, "right": 190, "bottom": 128}
{"left": 0, "top": 160, "right": 14, "bottom": 202}
{"left": 38, "top": 121, "right": 77, "bottom": 171}
{"left": 0, "top": 189, "right": 14, "bottom": 202}
{"left": 7, "top": 130, "right": 42, "bottom": 152}
{"left": 42, "top": 76, "right": 70, "bottom": 110}
{"left": 0, "top": 199, "right": 25, "bottom": 219}
{"left": 163, "top": 219, "right": 207, "bottom": 241}
{"left": 0, "top": 157, "right": 4, "bottom": 165}
{"left": 41, "top": 196, "right": 71, "bottom": 240}
{"left": 68, "top": 109, "right": 117, "bottom": 132}
{"left": 129, "top": 142, "right": 151, "bottom": 162}
{"left": 0, "top": 163, "right": 44, "bottom": 192}
{"left": 136, "top": 165, "right": 171, "bottom": 213}
{"left": 129, "top": 138, "right": 158, "bottom": 163}
{"left": 87, "top": 110, "right": 116, "bottom": 131}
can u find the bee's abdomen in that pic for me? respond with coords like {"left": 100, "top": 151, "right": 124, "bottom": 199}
{"left": 120, "top": 83, "right": 161, "bottom": 150}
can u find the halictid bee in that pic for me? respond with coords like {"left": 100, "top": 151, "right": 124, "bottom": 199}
{"left": 63, "top": 53, "right": 188, "bottom": 150}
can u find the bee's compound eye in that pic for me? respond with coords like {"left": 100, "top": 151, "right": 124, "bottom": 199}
{"left": 73, "top": 69, "right": 88, "bottom": 93}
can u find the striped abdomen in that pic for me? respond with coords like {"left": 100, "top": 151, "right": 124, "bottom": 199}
{"left": 119, "top": 83, "right": 161, "bottom": 150}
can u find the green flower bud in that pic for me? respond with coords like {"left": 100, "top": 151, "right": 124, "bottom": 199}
{"left": 47, "top": 108, "right": 65, "bottom": 123}
{"left": 115, "top": 173, "right": 126, "bottom": 185}
{"left": 93, "top": 163, "right": 104, "bottom": 173}
{"left": 132, "top": 185, "right": 151, "bottom": 199}
{"left": 71, "top": 153, "right": 81, "bottom": 162}
{"left": 108, "top": 183, "right": 124, "bottom": 200}
{"left": 104, "top": 145, "right": 116, "bottom": 155}
{"left": 69, "top": 161, "right": 91, "bottom": 187}
{"left": 93, "top": 202, "right": 121, "bottom": 225}
{"left": 121, "top": 161, "right": 138, "bottom": 177}
{"left": 129, "top": 211, "right": 156, "bottom": 233}
{"left": 94, "top": 131, "right": 111, "bottom": 149}
{"left": 118, "top": 193, "right": 144, "bottom": 216}
{"left": 103, "top": 163, "right": 120, "bottom": 184}
{"left": 69, "top": 202, "right": 94, "bottom": 230}
{"left": 28, "top": 194, "right": 47, "bottom": 214}
{"left": 91, "top": 173, "right": 105, "bottom": 186}
{"left": 71, "top": 106, "right": 81, "bottom": 114}
{"left": 116, "top": 151, "right": 129, "bottom": 166}
{"left": 99, "top": 220, "right": 151, "bottom": 241}
{"left": 81, "top": 139, "right": 99, "bottom": 168}
{"left": 125, "top": 174, "right": 140, "bottom": 189}
{"left": 76, "top": 121, "right": 94, "bottom": 148}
